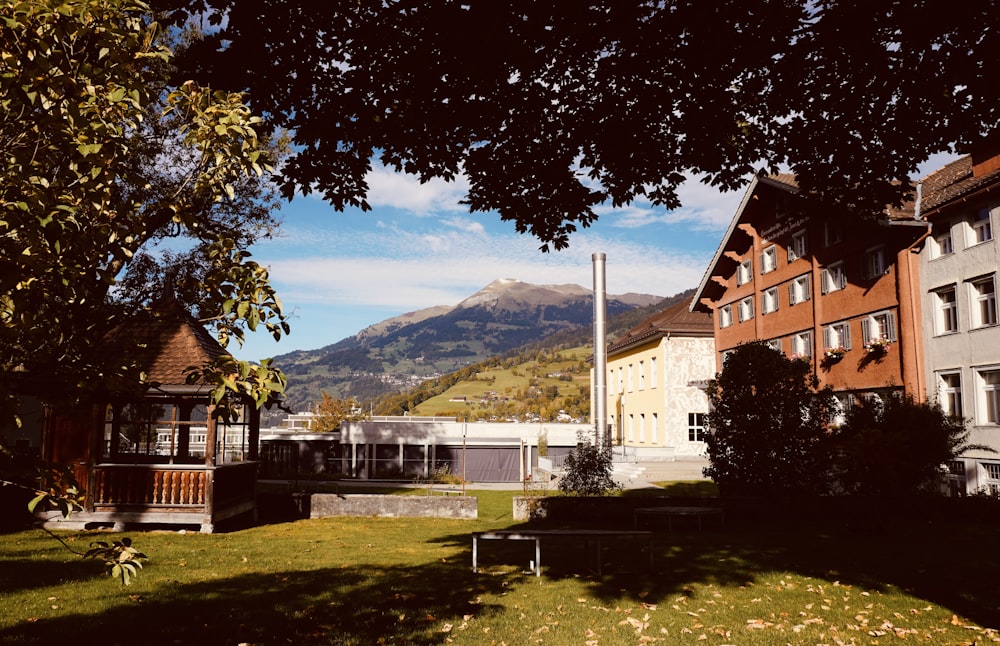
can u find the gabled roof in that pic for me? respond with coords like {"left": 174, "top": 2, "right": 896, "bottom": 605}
{"left": 608, "top": 297, "right": 712, "bottom": 357}
{"left": 690, "top": 174, "right": 799, "bottom": 312}
{"left": 919, "top": 154, "right": 1000, "bottom": 215}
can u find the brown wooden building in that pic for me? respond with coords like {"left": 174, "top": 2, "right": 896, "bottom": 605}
{"left": 691, "top": 174, "right": 929, "bottom": 413}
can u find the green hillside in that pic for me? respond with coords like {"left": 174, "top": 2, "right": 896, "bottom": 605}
{"left": 407, "top": 345, "right": 592, "bottom": 421}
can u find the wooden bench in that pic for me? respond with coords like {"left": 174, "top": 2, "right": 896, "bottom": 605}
{"left": 472, "top": 529, "right": 653, "bottom": 577}
{"left": 633, "top": 506, "right": 724, "bottom": 531}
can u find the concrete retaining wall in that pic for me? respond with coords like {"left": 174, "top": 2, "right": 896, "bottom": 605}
{"left": 310, "top": 494, "right": 477, "bottom": 520}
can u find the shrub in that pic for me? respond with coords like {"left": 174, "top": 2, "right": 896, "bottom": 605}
{"left": 558, "top": 436, "right": 618, "bottom": 496}
{"left": 832, "top": 394, "right": 992, "bottom": 497}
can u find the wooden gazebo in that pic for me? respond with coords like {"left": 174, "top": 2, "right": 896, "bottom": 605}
{"left": 38, "top": 306, "right": 261, "bottom": 533}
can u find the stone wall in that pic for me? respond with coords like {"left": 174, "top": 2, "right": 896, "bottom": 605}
{"left": 310, "top": 494, "right": 477, "bottom": 520}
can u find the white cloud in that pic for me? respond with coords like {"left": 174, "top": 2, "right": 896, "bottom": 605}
{"left": 365, "top": 164, "right": 469, "bottom": 214}
{"left": 593, "top": 175, "right": 746, "bottom": 233}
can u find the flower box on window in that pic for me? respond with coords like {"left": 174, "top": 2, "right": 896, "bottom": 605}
{"left": 864, "top": 337, "right": 890, "bottom": 354}
{"left": 824, "top": 346, "right": 847, "bottom": 361}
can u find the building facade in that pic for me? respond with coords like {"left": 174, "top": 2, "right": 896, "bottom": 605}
{"left": 692, "top": 174, "right": 928, "bottom": 413}
{"left": 602, "top": 298, "right": 715, "bottom": 458}
{"left": 919, "top": 144, "right": 1000, "bottom": 495}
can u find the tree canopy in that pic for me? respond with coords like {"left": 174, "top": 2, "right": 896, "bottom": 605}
{"left": 704, "top": 342, "right": 836, "bottom": 497}
{"left": 154, "top": 0, "right": 1000, "bottom": 250}
{"left": 1, "top": 0, "right": 288, "bottom": 424}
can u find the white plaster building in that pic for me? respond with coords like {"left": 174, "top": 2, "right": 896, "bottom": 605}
{"left": 919, "top": 144, "right": 1000, "bottom": 495}
{"left": 599, "top": 298, "right": 715, "bottom": 459}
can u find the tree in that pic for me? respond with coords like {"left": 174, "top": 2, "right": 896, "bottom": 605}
{"left": 832, "top": 395, "right": 992, "bottom": 498}
{"left": 0, "top": 0, "right": 288, "bottom": 425}
{"left": 558, "top": 435, "right": 618, "bottom": 496}
{"left": 311, "top": 393, "right": 369, "bottom": 433}
{"left": 704, "top": 342, "right": 837, "bottom": 497}
{"left": 154, "top": 1, "right": 1000, "bottom": 250}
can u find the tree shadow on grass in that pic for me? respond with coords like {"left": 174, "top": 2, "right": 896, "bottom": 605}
{"left": 437, "top": 514, "right": 1000, "bottom": 631}
{"left": 4, "top": 512, "right": 999, "bottom": 644}
{"left": 0, "top": 558, "right": 513, "bottom": 646}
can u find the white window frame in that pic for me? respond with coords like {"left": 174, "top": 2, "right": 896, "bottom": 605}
{"left": 787, "top": 230, "right": 807, "bottom": 262}
{"left": 861, "top": 310, "right": 898, "bottom": 346}
{"left": 976, "top": 368, "right": 1000, "bottom": 425}
{"left": 608, "top": 370, "right": 616, "bottom": 396}
{"left": 760, "top": 245, "right": 777, "bottom": 274}
{"left": 862, "top": 246, "right": 887, "bottom": 280}
{"left": 738, "top": 296, "right": 754, "bottom": 322}
{"left": 762, "top": 287, "right": 779, "bottom": 314}
{"left": 719, "top": 304, "right": 733, "bottom": 328}
{"left": 970, "top": 276, "right": 998, "bottom": 328}
{"left": 971, "top": 208, "right": 994, "bottom": 245}
{"left": 823, "top": 321, "right": 852, "bottom": 351}
{"left": 638, "top": 360, "right": 645, "bottom": 390}
{"left": 934, "top": 286, "right": 959, "bottom": 335}
{"left": 821, "top": 262, "right": 846, "bottom": 294}
{"left": 627, "top": 363, "right": 633, "bottom": 391}
{"left": 792, "top": 330, "right": 812, "bottom": 358}
{"left": 765, "top": 339, "right": 782, "bottom": 353}
{"left": 935, "top": 227, "right": 954, "bottom": 257}
{"left": 687, "top": 412, "right": 706, "bottom": 442}
{"left": 789, "top": 274, "right": 811, "bottom": 305}
{"left": 649, "top": 357, "right": 656, "bottom": 389}
{"left": 936, "top": 371, "right": 963, "bottom": 420}
{"left": 736, "top": 259, "right": 752, "bottom": 286}
{"left": 983, "top": 462, "right": 1000, "bottom": 496}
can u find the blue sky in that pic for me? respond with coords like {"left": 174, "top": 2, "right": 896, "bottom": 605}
{"left": 231, "top": 155, "right": 958, "bottom": 362}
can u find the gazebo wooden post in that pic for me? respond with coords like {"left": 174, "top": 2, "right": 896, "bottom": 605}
{"left": 248, "top": 404, "right": 260, "bottom": 461}
{"left": 205, "top": 405, "right": 217, "bottom": 466}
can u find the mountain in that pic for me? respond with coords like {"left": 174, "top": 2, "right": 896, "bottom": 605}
{"left": 269, "top": 279, "right": 664, "bottom": 419}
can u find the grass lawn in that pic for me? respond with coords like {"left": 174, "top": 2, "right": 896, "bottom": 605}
{"left": 1, "top": 488, "right": 999, "bottom": 645}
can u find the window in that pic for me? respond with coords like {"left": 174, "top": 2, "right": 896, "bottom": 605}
{"left": 765, "top": 339, "right": 782, "bottom": 352}
{"left": 978, "top": 369, "right": 1000, "bottom": 425}
{"left": 738, "top": 296, "right": 754, "bottom": 322}
{"left": 736, "top": 259, "right": 752, "bottom": 285}
{"left": 862, "top": 246, "right": 887, "bottom": 280}
{"left": 608, "top": 370, "right": 616, "bottom": 396}
{"left": 627, "top": 363, "right": 633, "bottom": 391}
{"left": 792, "top": 330, "right": 812, "bottom": 358}
{"left": 972, "top": 208, "right": 993, "bottom": 244}
{"left": 823, "top": 321, "right": 851, "bottom": 351}
{"left": 787, "top": 230, "right": 807, "bottom": 262}
{"left": 861, "top": 310, "right": 898, "bottom": 346}
{"left": 760, "top": 245, "right": 777, "bottom": 274}
{"left": 688, "top": 413, "right": 706, "bottom": 442}
{"left": 789, "top": 274, "right": 811, "bottom": 305}
{"left": 719, "top": 304, "right": 733, "bottom": 328}
{"left": 617, "top": 367, "right": 623, "bottom": 393}
{"left": 971, "top": 276, "right": 997, "bottom": 328}
{"left": 824, "top": 221, "right": 843, "bottom": 246}
{"left": 651, "top": 412, "right": 659, "bottom": 443}
{"left": 639, "top": 413, "right": 646, "bottom": 442}
{"left": 937, "top": 372, "right": 963, "bottom": 419}
{"left": 946, "top": 460, "right": 967, "bottom": 497}
{"left": 934, "top": 286, "right": 959, "bottom": 334}
{"left": 650, "top": 357, "right": 657, "bottom": 388}
{"left": 762, "top": 287, "right": 779, "bottom": 314}
{"left": 638, "top": 360, "right": 645, "bottom": 390}
{"left": 821, "top": 262, "right": 846, "bottom": 294}
{"left": 935, "top": 228, "right": 954, "bottom": 257}
{"left": 984, "top": 463, "right": 1000, "bottom": 497}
